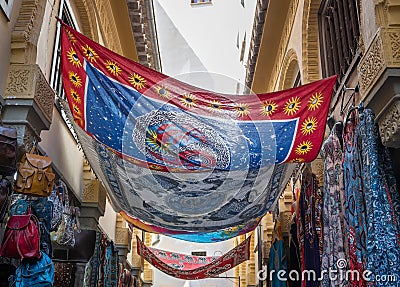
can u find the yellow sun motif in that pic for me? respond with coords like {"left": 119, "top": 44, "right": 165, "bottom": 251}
{"left": 154, "top": 86, "right": 171, "bottom": 99}
{"left": 180, "top": 93, "right": 197, "bottom": 108}
{"left": 72, "top": 104, "right": 81, "bottom": 116}
{"left": 260, "top": 100, "right": 278, "bottom": 116}
{"left": 301, "top": 117, "right": 318, "bottom": 135}
{"left": 82, "top": 44, "right": 99, "bottom": 62}
{"left": 146, "top": 129, "right": 170, "bottom": 154}
{"left": 65, "top": 29, "right": 76, "bottom": 44}
{"left": 149, "top": 164, "right": 163, "bottom": 171}
{"left": 129, "top": 73, "right": 146, "bottom": 90}
{"left": 70, "top": 89, "right": 81, "bottom": 104}
{"left": 308, "top": 92, "right": 324, "bottom": 111}
{"left": 284, "top": 97, "right": 301, "bottom": 115}
{"left": 234, "top": 103, "right": 251, "bottom": 117}
{"left": 69, "top": 71, "right": 82, "bottom": 87}
{"left": 289, "top": 158, "right": 305, "bottom": 163}
{"left": 295, "top": 141, "right": 313, "bottom": 155}
{"left": 105, "top": 60, "right": 122, "bottom": 76}
{"left": 67, "top": 47, "right": 82, "bottom": 68}
{"left": 208, "top": 100, "right": 222, "bottom": 112}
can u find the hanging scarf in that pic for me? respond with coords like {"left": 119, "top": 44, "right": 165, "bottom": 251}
{"left": 299, "top": 170, "right": 321, "bottom": 287}
{"left": 358, "top": 109, "right": 400, "bottom": 285}
{"left": 343, "top": 112, "right": 368, "bottom": 287}
{"left": 269, "top": 239, "right": 287, "bottom": 287}
{"left": 320, "top": 122, "right": 348, "bottom": 287}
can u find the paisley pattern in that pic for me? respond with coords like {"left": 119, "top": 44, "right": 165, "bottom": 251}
{"left": 358, "top": 109, "right": 400, "bottom": 285}
{"left": 343, "top": 112, "right": 368, "bottom": 287}
{"left": 320, "top": 122, "right": 348, "bottom": 287}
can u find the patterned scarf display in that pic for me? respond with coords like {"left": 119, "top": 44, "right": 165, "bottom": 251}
{"left": 320, "top": 122, "right": 348, "bottom": 287}
{"left": 343, "top": 111, "right": 368, "bottom": 287}
{"left": 358, "top": 109, "right": 400, "bottom": 285}
{"left": 299, "top": 170, "right": 321, "bottom": 287}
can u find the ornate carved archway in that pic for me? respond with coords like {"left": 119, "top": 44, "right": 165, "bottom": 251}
{"left": 279, "top": 49, "right": 300, "bottom": 90}
{"left": 302, "top": 0, "right": 322, "bottom": 83}
{"left": 74, "top": 0, "right": 98, "bottom": 42}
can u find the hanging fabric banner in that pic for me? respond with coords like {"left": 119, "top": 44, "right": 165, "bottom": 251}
{"left": 136, "top": 236, "right": 251, "bottom": 280}
{"left": 60, "top": 21, "right": 336, "bottom": 240}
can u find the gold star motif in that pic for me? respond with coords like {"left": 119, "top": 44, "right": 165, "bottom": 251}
{"left": 105, "top": 60, "right": 122, "bottom": 76}
{"left": 301, "top": 117, "right": 318, "bottom": 135}
{"left": 308, "top": 92, "right": 324, "bottom": 111}
{"left": 82, "top": 44, "right": 99, "bottom": 62}
{"left": 283, "top": 97, "right": 301, "bottom": 115}
{"left": 295, "top": 141, "right": 313, "bottom": 155}
{"left": 234, "top": 103, "right": 251, "bottom": 117}
{"left": 129, "top": 73, "right": 146, "bottom": 90}
{"left": 180, "top": 93, "right": 197, "bottom": 108}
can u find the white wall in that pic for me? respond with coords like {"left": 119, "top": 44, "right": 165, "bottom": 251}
{"left": 154, "top": 0, "right": 256, "bottom": 93}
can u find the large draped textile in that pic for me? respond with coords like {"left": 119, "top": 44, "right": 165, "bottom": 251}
{"left": 59, "top": 20, "right": 336, "bottom": 242}
{"left": 357, "top": 109, "right": 400, "bottom": 285}
{"left": 320, "top": 122, "right": 348, "bottom": 287}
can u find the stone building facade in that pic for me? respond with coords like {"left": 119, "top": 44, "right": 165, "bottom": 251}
{"left": 0, "top": 0, "right": 159, "bottom": 286}
{"left": 235, "top": 0, "right": 400, "bottom": 286}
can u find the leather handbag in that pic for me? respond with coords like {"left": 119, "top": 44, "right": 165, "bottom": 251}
{"left": 14, "top": 147, "right": 55, "bottom": 197}
{"left": 11, "top": 251, "right": 54, "bottom": 287}
{"left": 0, "top": 178, "right": 12, "bottom": 223}
{"left": 0, "top": 124, "right": 18, "bottom": 176}
{"left": 0, "top": 210, "right": 41, "bottom": 259}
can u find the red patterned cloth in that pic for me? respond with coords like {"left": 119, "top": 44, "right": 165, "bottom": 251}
{"left": 137, "top": 236, "right": 251, "bottom": 280}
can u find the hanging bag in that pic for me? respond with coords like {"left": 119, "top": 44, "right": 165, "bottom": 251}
{"left": 14, "top": 146, "right": 55, "bottom": 197}
{"left": 51, "top": 184, "right": 79, "bottom": 247}
{"left": 47, "top": 182, "right": 64, "bottom": 231}
{"left": 11, "top": 251, "right": 54, "bottom": 287}
{"left": 0, "top": 208, "right": 41, "bottom": 259}
{"left": 0, "top": 106, "right": 18, "bottom": 176}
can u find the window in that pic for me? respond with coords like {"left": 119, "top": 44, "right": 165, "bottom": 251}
{"left": 191, "top": 251, "right": 207, "bottom": 256}
{"left": 318, "top": 0, "right": 360, "bottom": 83}
{"left": 191, "top": 0, "right": 212, "bottom": 5}
{"left": 0, "top": 0, "right": 14, "bottom": 20}
{"left": 50, "top": 0, "right": 77, "bottom": 100}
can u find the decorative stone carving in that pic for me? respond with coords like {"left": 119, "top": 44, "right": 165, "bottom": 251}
{"left": 10, "top": 0, "right": 46, "bottom": 64}
{"left": 94, "top": 0, "right": 123, "bottom": 54}
{"left": 82, "top": 179, "right": 107, "bottom": 209}
{"left": 358, "top": 30, "right": 385, "bottom": 96}
{"left": 269, "top": 0, "right": 300, "bottom": 91}
{"left": 302, "top": 0, "right": 322, "bottom": 83}
{"left": 358, "top": 27, "right": 400, "bottom": 97}
{"left": 80, "top": 165, "right": 107, "bottom": 230}
{"left": 377, "top": 96, "right": 400, "bottom": 148}
{"left": 5, "top": 64, "right": 55, "bottom": 123}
